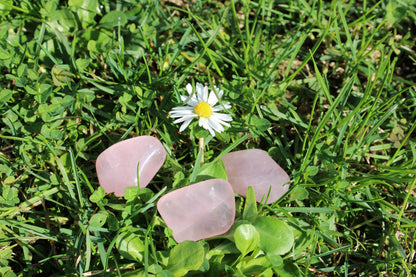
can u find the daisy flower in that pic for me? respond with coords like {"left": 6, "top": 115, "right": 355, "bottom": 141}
{"left": 169, "top": 82, "right": 232, "bottom": 137}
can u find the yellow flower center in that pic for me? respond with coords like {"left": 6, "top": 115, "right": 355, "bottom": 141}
{"left": 193, "top": 102, "right": 212, "bottom": 118}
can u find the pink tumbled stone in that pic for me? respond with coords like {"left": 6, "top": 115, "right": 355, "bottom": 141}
{"left": 157, "top": 179, "right": 235, "bottom": 243}
{"left": 221, "top": 149, "right": 290, "bottom": 204}
{"left": 96, "top": 136, "right": 166, "bottom": 196}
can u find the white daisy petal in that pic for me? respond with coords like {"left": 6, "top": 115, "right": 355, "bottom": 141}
{"left": 211, "top": 119, "right": 230, "bottom": 128}
{"left": 208, "top": 117, "right": 224, "bottom": 133}
{"left": 169, "top": 82, "right": 233, "bottom": 135}
{"left": 181, "top": 94, "right": 198, "bottom": 106}
{"left": 179, "top": 118, "right": 193, "bottom": 132}
{"left": 170, "top": 106, "right": 194, "bottom": 112}
{"left": 209, "top": 117, "right": 231, "bottom": 129}
{"left": 169, "top": 109, "right": 195, "bottom": 117}
{"left": 202, "top": 85, "right": 209, "bottom": 102}
{"left": 186, "top": 83, "right": 193, "bottom": 95}
{"left": 211, "top": 112, "right": 232, "bottom": 122}
{"left": 173, "top": 114, "right": 197, "bottom": 123}
{"left": 198, "top": 117, "right": 208, "bottom": 128}
{"left": 216, "top": 88, "right": 224, "bottom": 99}
{"left": 195, "top": 83, "right": 204, "bottom": 102}
{"left": 211, "top": 103, "right": 231, "bottom": 111}
{"left": 202, "top": 120, "right": 216, "bottom": 136}
{"left": 180, "top": 94, "right": 188, "bottom": 102}
{"left": 207, "top": 127, "right": 215, "bottom": 137}
{"left": 208, "top": 91, "right": 219, "bottom": 106}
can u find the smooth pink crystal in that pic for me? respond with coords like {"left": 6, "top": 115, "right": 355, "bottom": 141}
{"left": 157, "top": 179, "right": 235, "bottom": 243}
{"left": 221, "top": 149, "right": 290, "bottom": 204}
{"left": 96, "top": 136, "right": 166, "bottom": 196}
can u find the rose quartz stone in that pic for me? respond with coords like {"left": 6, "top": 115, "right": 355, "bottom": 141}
{"left": 221, "top": 149, "right": 290, "bottom": 204}
{"left": 96, "top": 136, "right": 166, "bottom": 196}
{"left": 157, "top": 179, "right": 235, "bottom": 243}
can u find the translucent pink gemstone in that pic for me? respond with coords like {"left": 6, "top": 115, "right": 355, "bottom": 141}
{"left": 157, "top": 179, "right": 235, "bottom": 243}
{"left": 221, "top": 149, "right": 290, "bottom": 204}
{"left": 96, "top": 136, "right": 166, "bottom": 196}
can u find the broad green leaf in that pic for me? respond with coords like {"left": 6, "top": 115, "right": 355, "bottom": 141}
{"left": 167, "top": 241, "right": 204, "bottom": 277}
{"left": 106, "top": 212, "right": 119, "bottom": 231}
{"left": 37, "top": 84, "right": 53, "bottom": 104}
{"left": 288, "top": 186, "right": 308, "bottom": 201}
{"left": 69, "top": 0, "right": 99, "bottom": 27}
{"left": 385, "top": 1, "right": 400, "bottom": 25}
{"left": 116, "top": 231, "right": 145, "bottom": 262}
{"left": 234, "top": 224, "right": 259, "bottom": 255}
{"left": 242, "top": 186, "right": 258, "bottom": 222}
{"left": 148, "top": 264, "right": 171, "bottom": 275}
{"left": 0, "top": 0, "right": 12, "bottom": 16}
{"left": 253, "top": 216, "right": 294, "bottom": 255}
{"left": 0, "top": 89, "right": 12, "bottom": 106}
{"left": 1, "top": 186, "right": 19, "bottom": 206}
{"left": 195, "top": 159, "right": 227, "bottom": 183}
{"left": 0, "top": 48, "right": 11, "bottom": 59}
{"left": 249, "top": 115, "right": 271, "bottom": 132}
{"left": 273, "top": 260, "right": 301, "bottom": 277}
{"left": 99, "top": 11, "right": 127, "bottom": 29}
{"left": 52, "top": 64, "right": 72, "bottom": 86}
{"left": 240, "top": 256, "right": 271, "bottom": 275}
{"left": 17, "top": 64, "right": 27, "bottom": 77}
{"left": 89, "top": 211, "right": 108, "bottom": 228}
{"left": 258, "top": 268, "right": 274, "bottom": 277}
{"left": 89, "top": 187, "right": 106, "bottom": 203}
{"left": 40, "top": 124, "right": 63, "bottom": 140}
{"left": 56, "top": 8, "right": 77, "bottom": 32}
{"left": 267, "top": 253, "right": 283, "bottom": 267}
{"left": 124, "top": 186, "right": 139, "bottom": 201}
{"left": 304, "top": 165, "right": 319, "bottom": 177}
{"left": 0, "top": 267, "right": 16, "bottom": 277}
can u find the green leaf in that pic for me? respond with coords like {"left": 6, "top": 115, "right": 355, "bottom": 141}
{"left": 249, "top": 115, "right": 271, "bottom": 132}
{"left": 0, "top": 48, "right": 11, "bottom": 59}
{"left": 52, "top": 64, "right": 73, "bottom": 86}
{"left": 240, "top": 256, "right": 271, "bottom": 275}
{"left": 386, "top": 1, "right": 400, "bottom": 25}
{"left": 0, "top": 89, "right": 13, "bottom": 106}
{"left": 0, "top": 0, "right": 12, "bottom": 16}
{"left": 195, "top": 159, "right": 227, "bottom": 183}
{"left": 258, "top": 268, "right": 274, "bottom": 277}
{"left": 56, "top": 8, "right": 77, "bottom": 31}
{"left": 167, "top": 241, "right": 204, "bottom": 277}
{"left": 0, "top": 267, "right": 16, "bottom": 277}
{"left": 89, "top": 211, "right": 108, "bottom": 228}
{"left": 267, "top": 253, "right": 283, "bottom": 267}
{"left": 124, "top": 186, "right": 140, "bottom": 201}
{"left": 234, "top": 224, "right": 260, "bottom": 256}
{"left": 99, "top": 11, "right": 127, "bottom": 29}
{"left": 1, "top": 185, "right": 19, "bottom": 206}
{"left": 253, "top": 216, "right": 294, "bottom": 255}
{"left": 304, "top": 165, "right": 319, "bottom": 177}
{"left": 69, "top": 0, "right": 99, "bottom": 27}
{"left": 107, "top": 212, "right": 119, "bottom": 231}
{"left": 273, "top": 260, "right": 301, "bottom": 277}
{"left": 40, "top": 124, "right": 63, "bottom": 140}
{"left": 89, "top": 187, "right": 106, "bottom": 203}
{"left": 242, "top": 186, "right": 258, "bottom": 222}
{"left": 288, "top": 186, "right": 309, "bottom": 201}
{"left": 116, "top": 231, "right": 145, "bottom": 262}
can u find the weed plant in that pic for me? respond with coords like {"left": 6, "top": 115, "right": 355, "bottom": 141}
{"left": 0, "top": 0, "right": 415, "bottom": 276}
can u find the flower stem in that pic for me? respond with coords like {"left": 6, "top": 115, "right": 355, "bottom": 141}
{"left": 199, "top": 137, "right": 204, "bottom": 164}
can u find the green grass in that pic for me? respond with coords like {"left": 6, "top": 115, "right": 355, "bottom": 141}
{"left": 1, "top": 0, "right": 416, "bottom": 276}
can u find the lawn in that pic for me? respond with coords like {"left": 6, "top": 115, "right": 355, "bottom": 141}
{"left": 1, "top": 0, "right": 415, "bottom": 276}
